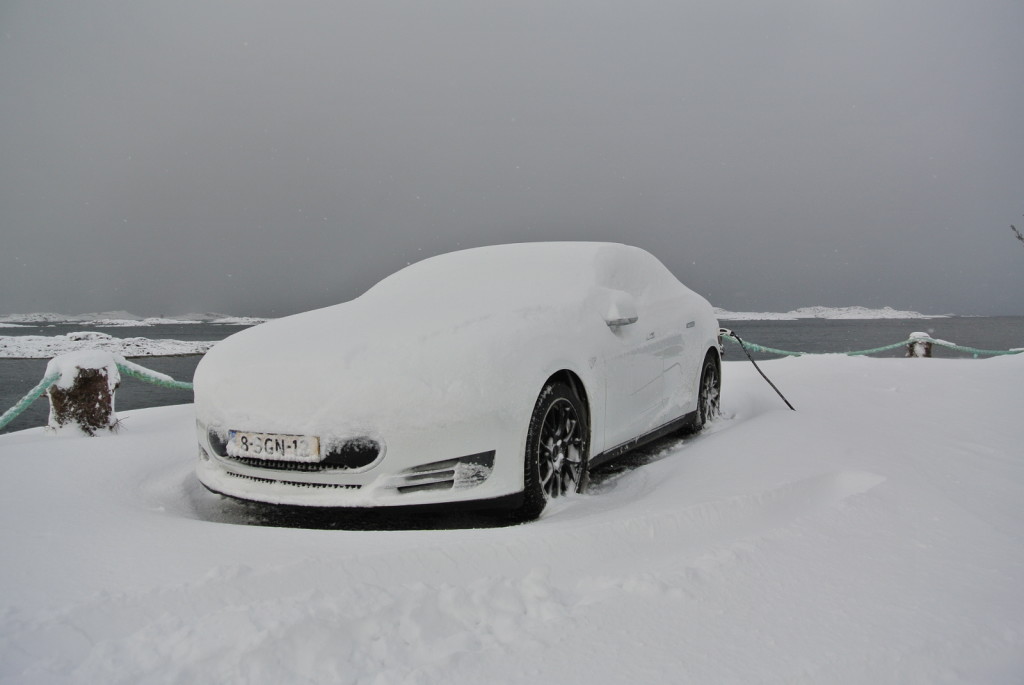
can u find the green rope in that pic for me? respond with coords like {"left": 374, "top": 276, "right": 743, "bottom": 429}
{"left": 846, "top": 341, "right": 912, "bottom": 356}
{"left": 718, "top": 334, "right": 804, "bottom": 357}
{"left": 718, "top": 334, "right": 803, "bottom": 357}
{"left": 0, "top": 371, "right": 60, "bottom": 431}
{"left": 116, "top": 363, "right": 194, "bottom": 390}
{"left": 720, "top": 334, "right": 1023, "bottom": 358}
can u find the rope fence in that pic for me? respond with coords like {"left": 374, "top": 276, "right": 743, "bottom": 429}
{"left": 2, "top": 333, "right": 1022, "bottom": 433}
{"left": 719, "top": 332, "right": 1024, "bottom": 359}
{"left": 115, "top": 361, "right": 194, "bottom": 391}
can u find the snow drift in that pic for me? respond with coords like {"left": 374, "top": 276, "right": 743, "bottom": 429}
{"left": 1, "top": 355, "right": 1022, "bottom": 684}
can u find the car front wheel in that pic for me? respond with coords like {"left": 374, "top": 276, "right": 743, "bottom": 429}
{"left": 514, "top": 382, "right": 589, "bottom": 521}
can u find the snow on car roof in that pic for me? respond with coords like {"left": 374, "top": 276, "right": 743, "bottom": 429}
{"left": 363, "top": 242, "right": 673, "bottom": 308}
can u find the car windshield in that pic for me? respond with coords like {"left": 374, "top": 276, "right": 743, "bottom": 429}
{"left": 362, "top": 243, "right": 603, "bottom": 311}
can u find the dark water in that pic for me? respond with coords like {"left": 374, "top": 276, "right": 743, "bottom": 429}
{"left": 3, "top": 318, "right": 1023, "bottom": 434}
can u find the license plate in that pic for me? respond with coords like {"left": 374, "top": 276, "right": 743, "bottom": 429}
{"left": 228, "top": 431, "right": 321, "bottom": 462}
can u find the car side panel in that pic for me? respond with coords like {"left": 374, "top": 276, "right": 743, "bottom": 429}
{"left": 601, "top": 317, "right": 666, "bottom": 450}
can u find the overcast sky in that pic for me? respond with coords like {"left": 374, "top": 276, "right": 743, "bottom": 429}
{"left": 2, "top": 1, "right": 1022, "bottom": 317}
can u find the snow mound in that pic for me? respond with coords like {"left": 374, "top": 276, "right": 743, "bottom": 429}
{"left": 80, "top": 317, "right": 204, "bottom": 326}
{"left": 65, "top": 331, "right": 114, "bottom": 341}
{"left": 1, "top": 355, "right": 1022, "bottom": 683}
{"left": 209, "top": 316, "right": 270, "bottom": 325}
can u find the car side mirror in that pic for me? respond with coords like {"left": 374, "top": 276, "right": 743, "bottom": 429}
{"left": 604, "top": 290, "right": 638, "bottom": 328}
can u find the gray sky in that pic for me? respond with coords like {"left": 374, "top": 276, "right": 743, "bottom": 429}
{"left": 2, "top": 1, "right": 1022, "bottom": 317}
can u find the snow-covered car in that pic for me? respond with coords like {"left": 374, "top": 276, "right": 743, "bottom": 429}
{"left": 193, "top": 242, "right": 721, "bottom": 520}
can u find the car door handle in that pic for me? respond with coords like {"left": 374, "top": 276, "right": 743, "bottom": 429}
{"left": 646, "top": 331, "right": 656, "bottom": 341}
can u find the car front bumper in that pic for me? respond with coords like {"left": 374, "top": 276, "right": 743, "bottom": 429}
{"left": 194, "top": 416, "right": 526, "bottom": 508}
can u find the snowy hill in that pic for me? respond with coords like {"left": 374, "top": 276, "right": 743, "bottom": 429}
{"left": 0, "top": 311, "right": 144, "bottom": 324}
{"left": 714, "top": 306, "right": 948, "bottom": 320}
{"left": 0, "top": 332, "right": 216, "bottom": 358}
{"left": 0, "top": 312, "right": 269, "bottom": 325}
{"left": 1, "top": 354, "right": 1021, "bottom": 683}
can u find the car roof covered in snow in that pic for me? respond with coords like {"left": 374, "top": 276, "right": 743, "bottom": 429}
{"left": 362, "top": 242, "right": 680, "bottom": 309}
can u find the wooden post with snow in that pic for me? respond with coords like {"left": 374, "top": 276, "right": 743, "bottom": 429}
{"left": 46, "top": 351, "right": 121, "bottom": 435}
{"left": 906, "top": 332, "right": 933, "bottom": 358}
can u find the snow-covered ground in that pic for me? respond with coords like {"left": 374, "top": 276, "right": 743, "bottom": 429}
{"left": 1, "top": 355, "right": 1021, "bottom": 683}
{"left": 715, "top": 306, "right": 948, "bottom": 320}
{"left": 207, "top": 316, "right": 269, "bottom": 326}
{"left": 0, "top": 332, "right": 216, "bottom": 358}
{"left": 75, "top": 317, "right": 204, "bottom": 327}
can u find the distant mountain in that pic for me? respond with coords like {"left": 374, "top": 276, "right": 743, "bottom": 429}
{"left": 714, "top": 306, "right": 949, "bottom": 321}
{"left": 0, "top": 312, "right": 270, "bottom": 325}
{"left": 0, "top": 311, "right": 142, "bottom": 323}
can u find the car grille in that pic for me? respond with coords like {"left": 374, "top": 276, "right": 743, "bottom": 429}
{"left": 225, "top": 472, "right": 362, "bottom": 489}
{"left": 227, "top": 456, "right": 332, "bottom": 472}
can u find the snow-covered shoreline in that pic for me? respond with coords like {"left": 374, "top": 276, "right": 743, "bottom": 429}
{"left": 2, "top": 307, "right": 953, "bottom": 326}
{"left": 0, "top": 332, "right": 216, "bottom": 358}
{"left": 0, "top": 311, "right": 269, "bottom": 326}
{"left": 714, "top": 305, "right": 949, "bottom": 320}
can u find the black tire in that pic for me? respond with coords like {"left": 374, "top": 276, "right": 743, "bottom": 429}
{"left": 513, "top": 382, "right": 589, "bottom": 522}
{"left": 693, "top": 352, "right": 721, "bottom": 432}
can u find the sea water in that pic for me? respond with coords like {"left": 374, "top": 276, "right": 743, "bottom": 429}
{"left": 3, "top": 317, "right": 1023, "bottom": 434}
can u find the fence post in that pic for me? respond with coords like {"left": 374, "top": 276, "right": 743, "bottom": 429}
{"left": 906, "top": 332, "right": 933, "bottom": 358}
{"left": 45, "top": 351, "right": 121, "bottom": 435}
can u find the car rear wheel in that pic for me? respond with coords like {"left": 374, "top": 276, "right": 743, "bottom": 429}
{"left": 513, "top": 382, "right": 589, "bottom": 522}
{"left": 694, "top": 353, "right": 721, "bottom": 432}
